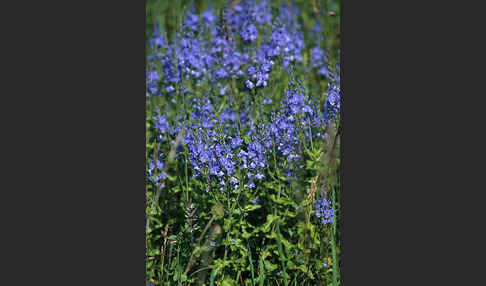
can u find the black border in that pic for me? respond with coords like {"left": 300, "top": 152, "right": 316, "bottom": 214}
{"left": 6, "top": 0, "right": 472, "bottom": 285}
{"left": 4, "top": 1, "right": 146, "bottom": 285}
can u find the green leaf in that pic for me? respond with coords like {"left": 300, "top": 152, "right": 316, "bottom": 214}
{"left": 258, "top": 254, "right": 265, "bottom": 286}
{"left": 222, "top": 278, "right": 237, "bottom": 286}
{"left": 209, "top": 268, "right": 217, "bottom": 286}
{"left": 297, "top": 265, "right": 307, "bottom": 273}
{"left": 166, "top": 174, "right": 177, "bottom": 182}
{"left": 262, "top": 214, "right": 278, "bottom": 233}
{"left": 276, "top": 197, "right": 293, "bottom": 206}
{"left": 216, "top": 96, "right": 226, "bottom": 115}
{"left": 283, "top": 210, "right": 296, "bottom": 218}
{"left": 264, "top": 261, "right": 278, "bottom": 272}
{"left": 244, "top": 204, "right": 261, "bottom": 211}
{"left": 306, "top": 160, "right": 316, "bottom": 170}
{"left": 243, "top": 135, "right": 251, "bottom": 144}
{"left": 242, "top": 229, "right": 252, "bottom": 239}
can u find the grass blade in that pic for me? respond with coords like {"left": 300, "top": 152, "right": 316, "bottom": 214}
{"left": 258, "top": 253, "right": 265, "bottom": 286}
{"left": 247, "top": 241, "right": 255, "bottom": 286}
{"left": 209, "top": 269, "right": 216, "bottom": 286}
{"left": 275, "top": 223, "right": 289, "bottom": 285}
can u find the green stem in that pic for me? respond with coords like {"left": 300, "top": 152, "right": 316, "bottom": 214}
{"left": 308, "top": 118, "right": 314, "bottom": 151}
{"left": 331, "top": 186, "right": 340, "bottom": 286}
{"left": 248, "top": 241, "right": 256, "bottom": 286}
{"left": 184, "top": 149, "right": 189, "bottom": 202}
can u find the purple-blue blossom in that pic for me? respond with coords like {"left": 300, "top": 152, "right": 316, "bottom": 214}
{"left": 241, "top": 22, "right": 258, "bottom": 42}
{"left": 322, "top": 66, "right": 341, "bottom": 124}
{"left": 315, "top": 195, "right": 334, "bottom": 225}
{"left": 245, "top": 80, "right": 255, "bottom": 89}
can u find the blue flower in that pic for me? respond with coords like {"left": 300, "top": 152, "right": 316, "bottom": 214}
{"left": 311, "top": 46, "right": 324, "bottom": 67}
{"left": 318, "top": 66, "right": 330, "bottom": 78}
{"left": 147, "top": 154, "right": 166, "bottom": 188}
{"left": 245, "top": 80, "right": 255, "bottom": 89}
{"left": 253, "top": 0, "right": 272, "bottom": 24}
{"left": 220, "top": 86, "right": 227, "bottom": 96}
{"left": 153, "top": 113, "right": 170, "bottom": 135}
{"left": 315, "top": 195, "right": 334, "bottom": 225}
{"left": 322, "top": 67, "right": 341, "bottom": 124}
{"left": 231, "top": 137, "right": 243, "bottom": 149}
{"left": 241, "top": 22, "right": 258, "bottom": 42}
{"left": 146, "top": 69, "right": 161, "bottom": 95}
{"left": 202, "top": 9, "right": 216, "bottom": 26}
{"left": 215, "top": 67, "right": 228, "bottom": 79}
{"left": 184, "top": 12, "right": 200, "bottom": 32}
{"left": 149, "top": 70, "right": 160, "bottom": 83}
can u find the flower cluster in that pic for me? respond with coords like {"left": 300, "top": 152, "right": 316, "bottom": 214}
{"left": 264, "top": 78, "right": 321, "bottom": 167}
{"left": 147, "top": 153, "right": 166, "bottom": 189}
{"left": 315, "top": 195, "right": 334, "bottom": 225}
{"left": 146, "top": 0, "right": 339, "bottom": 209}
{"left": 322, "top": 64, "right": 341, "bottom": 125}
{"left": 153, "top": 111, "right": 170, "bottom": 141}
{"left": 146, "top": 0, "right": 308, "bottom": 96}
{"left": 311, "top": 46, "right": 331, "bottom": 78}
{"left": 182, "top": 97, "right": 268, "bottom": 191}
{"left": 309, "top": 24, "right": 331, "bottom": 78}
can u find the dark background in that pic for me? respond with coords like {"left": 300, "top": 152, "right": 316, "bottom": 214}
{"left": 1, "top": 0, "right": 484, "bottom": 285}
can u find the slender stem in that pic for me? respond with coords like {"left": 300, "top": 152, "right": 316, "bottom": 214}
{"left": 189, "top": 267, "right": 212, "bottom": 277}
{"left": 307, "top": 118, "right": 314, "bottom": 151}
{"left": 197, "top": 215, "right": 216, "bottom": 245}
{"left": 328, "top": 120, "right": 340, "bottom": 168}
{"left": 248, "top": 240, "right": 255, "bottom": 286}
{"left": 152, "top": 128, "right": 185, "bottom": 213}
{"left": 179, "top": 214, "right": 216, "bottom": 286}
{"left": 221, "top": 214, "right": 232, "bottom": 281}
{"left": 160, "top": 224, "right": 169, "bottom": 284}
{"left": 184, "top": 149, "right": 189, "bottom": 202}
{"left": 222, "top": 186, "right": 232, "bottom": 281}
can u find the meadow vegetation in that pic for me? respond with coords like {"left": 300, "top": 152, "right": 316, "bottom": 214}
{"left": 146, "top": 1, "right": 341, "bottom": 285}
